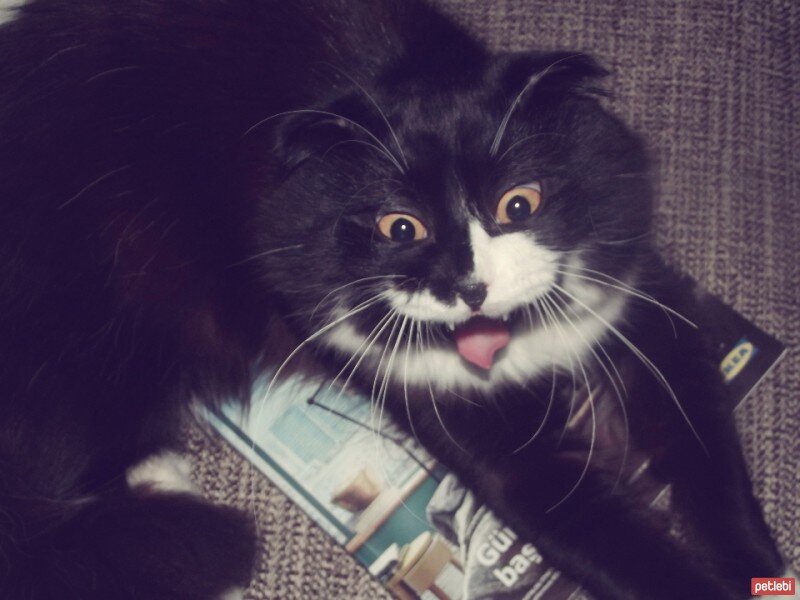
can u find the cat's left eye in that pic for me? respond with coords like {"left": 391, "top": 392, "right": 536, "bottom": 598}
{"left": 496, "top": 183, "right": 542, "bottom": 224}
{"left": 377, "top": 213, "right": 429, "bottom": 242}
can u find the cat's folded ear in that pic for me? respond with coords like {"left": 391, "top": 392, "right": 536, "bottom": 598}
{"left": 271, "top": 95, "right": 374, "bottom": 171}
{"left": 499, "top": 51, "right": 609, "bottom": 103}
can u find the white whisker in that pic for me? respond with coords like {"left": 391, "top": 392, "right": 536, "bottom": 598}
{"left": 369, "top": 314, "right": 402, "bottom": 453}
{"left": 555, "top": 266, "right": 696, "bottom": 333}
{"left": 422, "top": 321, "right": 468, "bottom": 453}
{"left": 496, "top": 132, "right": 563, "bottom": 163}
{"left": 546, "top": 293, "right": 630, "bottom": 493}
{"left": 402, "top": 319, "right": 423, "bottom": 446}
{"left": 328, "top": 67, "right": 409, "bottom": 170}
{"left": 242, "top": 109, "right": 405, "bottom": 174}
{"left": 327, "top": 308, "right": 396, "bottom": 412}
{"left": 253, "top": 294, "right": 384, "bottom": 427}
{"left": 533, "top": 300, "right": 577, "bottom": 444}
{"left": 513, "top": 300, "right": 557, "bottom": 454}
{"left": 228, "top": 244, "right": 305, "bottom": 268}
{"left": 377, "top": 315, "right": 408, "bottom": 430}
{"left": 308, "top": 274, "right": 402, "bottom": 320}
{"left": 247, "top": 293, "right": 383, "bottom": 538}
{"left": 537, "top": 296, "right": 597, "bottom": 513}
{"left": 489, "top": 55, "right": 582, "bottom": 157}
{"left": 58, "top": 165, "right": 132, "bottom": 209}
{"left": 552, "top": 282, "right": 708, "bottom": 455}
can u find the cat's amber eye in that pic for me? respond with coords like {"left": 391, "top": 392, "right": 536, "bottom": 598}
{"left": 377, "top": 213, "right": 429, "bottom": 242}
{"left": 495, "top": 183, "right": 542, "bottom": 224}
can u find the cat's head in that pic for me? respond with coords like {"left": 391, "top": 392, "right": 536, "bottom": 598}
{"left": 253, "top": 51, "right": 652, "bottom": 394}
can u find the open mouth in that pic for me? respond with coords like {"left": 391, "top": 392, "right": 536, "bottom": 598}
{"left": 452, "top": 315, "right": 512, "bottom": 370}
{"left": 432, "top": 308, "right": 536, "bottom": 371}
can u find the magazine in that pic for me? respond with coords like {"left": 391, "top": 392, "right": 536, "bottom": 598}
{"left": 205, "top": 293, "right": 785, "bottom": 600}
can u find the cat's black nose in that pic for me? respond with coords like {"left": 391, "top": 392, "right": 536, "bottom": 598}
{"left": 457, "top": 282, "right": 488, "bottom": 310}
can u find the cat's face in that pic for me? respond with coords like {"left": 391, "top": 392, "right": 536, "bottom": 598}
{"left": 254, "top": 52, "right": 651, "bottom": 394}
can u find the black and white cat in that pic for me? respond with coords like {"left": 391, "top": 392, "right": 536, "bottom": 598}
{"left": 0, "top": 1, "right": 790, "bottom": 598}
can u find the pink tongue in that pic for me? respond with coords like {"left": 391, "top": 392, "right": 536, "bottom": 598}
{"left": 453, "top": 316, "right": 511, "bottom": 370}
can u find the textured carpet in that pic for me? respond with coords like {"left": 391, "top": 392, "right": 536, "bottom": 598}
{"left": 184, "top": 1, "right": 800, "bottom": 597}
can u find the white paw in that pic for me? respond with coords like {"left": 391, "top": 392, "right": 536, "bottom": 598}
{"left": 0, "top": 1, "right": 27, "bottom": 26}
{"left": 126, "top": 450, "right": 199, "bottom": 494}
{"left": 219, "top": 587, "right": 245, "bottom": 600}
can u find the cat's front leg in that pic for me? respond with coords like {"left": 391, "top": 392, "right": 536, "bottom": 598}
{"left": 448, "top": 449, "right": 740, "bottom": 600}
{"left": 658, "top": 413, "right": 788, "bottom": 593}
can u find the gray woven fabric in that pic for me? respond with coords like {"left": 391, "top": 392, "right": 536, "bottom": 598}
{"left": 185, "top": 1, "right": 800, "bottom": 597}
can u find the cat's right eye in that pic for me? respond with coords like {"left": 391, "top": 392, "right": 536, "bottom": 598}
{"left": 377, "top": 213, "right": 429, "bottom": 242}
{"left": 496, "top": 182, "right": 542, "bottom": 224}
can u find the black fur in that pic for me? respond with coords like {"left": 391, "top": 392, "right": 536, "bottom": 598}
{"left": 0, "top": 1, "right": 785, "bottom": 598}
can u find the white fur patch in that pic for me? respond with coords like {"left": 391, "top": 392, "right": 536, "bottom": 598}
{"left": 126, "top": 450, "right": 199, "bottom": 494}
{"left": 383, "top": 221, "right": 558, "bottom": 324}
{"left": 325, "top": 290, "right": 625, "bottom": 393}
{"left": 322, "top": 221, "right": 628, "bottom": 394}
{"left": 0, "top": 0, "right": 26, "bottom": 25}
{"left": 468, "top": 221, "right": 558, "bottom": 317}
{"left": 219, "top": 587, "right": 245, "bottom": 600}
{"left": 384, "top": 287, "right": 471, "bottom": 324}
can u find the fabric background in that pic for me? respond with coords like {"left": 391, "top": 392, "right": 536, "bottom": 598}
{"left": 183, "top": 1, "right": 800, "bottom": 597}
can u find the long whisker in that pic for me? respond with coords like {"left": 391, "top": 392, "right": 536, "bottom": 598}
{"left": 327, "top": 309, "right": 396, "bottom": 412}
{"left": 545, "top": 293, "right": 630, "bottom": 493}
{"left": 58, "top": 165, "right": 132, "bottom": 209}
{"left": 495, "top": 132, "right": 563, "bottom": 163}
{"left": 330, "top": 177, "right": 403, "bottom": 206}
{"left": 402, "top": 319, "right": 423, "bottom": 446}
{"left": 246, "top": 293, "right": 383, "bottom": 538}
{"left": 227, "top": 244, "right": 305, "bottom": 268}
{"left": 547, "top": 290, "right": 628, "bottom": 398}
{"left": 254, "top": 294, "right": 384, "bottom": 428}
{"left": 546, "top": 290, "right": 631, "bottom": 454}
{"left": 533, "top": 299, "right": 577, "bottom": 446}
{"left": 320, "top": 138, "right": 406, "bottom": 168}
{"left": 593, "top": 232, "right": 649, "bottom": 246}
{"left": 329, "top": 309, "right": 394, "bottom": 389}
{"left": 537, "top": 297, "right": 597, "bottom": 513}
{"left": 522, "top": 303, "right": 535, "bottom": 328}
{"left": 513, "top": 299, "right": 557, "bottom": 454}
{"left": 308, "top": 274, "right": 402, "bottom": 320}
{"left": 422, "top": 322, "right": 468, "bottom": 453}
{"left": 562, "top": 263, "right": 698, "bottom": 327}
{"left": 369, "top": 313, "right": 401, "bottom": 434}
{"left": 364, "top": 314, "right": 402, "bottom": 498}
{"left": 538, "top": 299, "right": 578, "bottom": 447}
{"left": 327, "top": 66, "right": 410, "bottom": 170}
{"left": 377, "top": 315, "right": 409, "bottom": 435}
{"left": 552, "top": 282, "right": 708, "bottom": 455}
{"left": 358, "top": 316, "right": 438, "bottom": 525}
{"left": 242, "top": 109, "right": 405, "bottom": 174}
{"left": 554, "top": 266, "right": 695, "bottom": 332}
{"left": 546, "top": 292, "right": 626, "bottom": 410}
{"left": 372, "top": 318, "right": 419, "bottom": 499}
{"left": 358, "top": 316, "right": 433, "bottom": 528}
{"left": 446, "top": 388, "right": 481, "bottom": 407}
{"left": 335, "top": 311, "right": 399, "bottom": 483}
{"left": 489, "top": 54, "right": 582, "bottom": 157}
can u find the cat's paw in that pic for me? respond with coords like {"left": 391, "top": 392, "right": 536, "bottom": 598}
{"left": 126, "top": 449, "right": 199, "bottom": 494}
{"left": 219, "top": 587, "right": 245, "bottom": 600}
